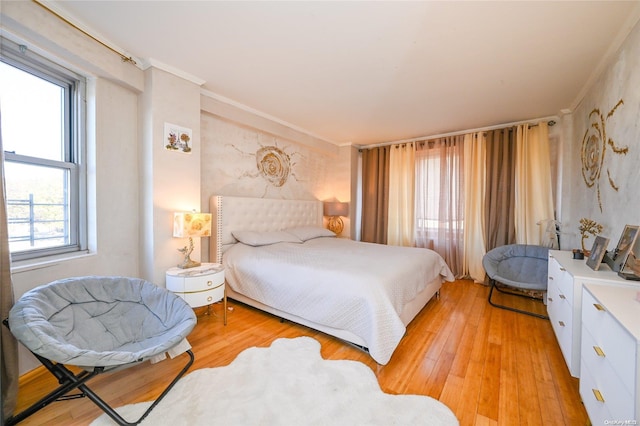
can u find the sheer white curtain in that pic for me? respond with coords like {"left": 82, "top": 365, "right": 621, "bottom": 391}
{"left": 463, "top": 132, "right": 487, "bottom": 282}
{"left": 387, "top": 143, "right": 415, "bottom": 246}
{"left": 414, "top": 137, "right": 464, "bottom": 277}
{"left": 515, "top": 123, "right": 555, "bottom": 245}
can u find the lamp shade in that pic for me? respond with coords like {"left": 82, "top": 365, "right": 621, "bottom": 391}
{"left": 323, "top": 201, "right": 349, "bottom": 217}
{"left": 173, "top": 212, "right": 212, "bottom": 238}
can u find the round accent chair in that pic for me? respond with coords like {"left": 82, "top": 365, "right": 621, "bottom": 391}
{"left": 5, "top": 276, "right": 197, "bottom": 426}
{"left": 482, "top": 244, "right": 549, "bottom": 319}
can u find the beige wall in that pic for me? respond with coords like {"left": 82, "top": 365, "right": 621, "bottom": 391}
{"left": 1, "top": 1, "right": 354, "bottom": 375}
{"left": 559, "top": 19, "right": 640, "bottom": 250}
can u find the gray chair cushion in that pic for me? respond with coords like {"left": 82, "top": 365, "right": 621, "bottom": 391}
{"left": 482, "top": 244, "right": 549, "bottom": 291}
{"left": 8, "top": 276, "right": 196, "bottom": 367}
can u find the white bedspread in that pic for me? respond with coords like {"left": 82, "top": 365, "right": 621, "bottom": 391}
{"left": 223, "top": 237, "right": 454, "bottom": 364}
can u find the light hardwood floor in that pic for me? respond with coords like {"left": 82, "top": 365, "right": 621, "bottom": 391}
{"left": 11, "top": 279, "right": 589, "bottom": 425}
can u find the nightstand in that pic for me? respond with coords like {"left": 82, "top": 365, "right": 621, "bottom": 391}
{"left": 166, "top": 263, "right": 226, "bottom": 324}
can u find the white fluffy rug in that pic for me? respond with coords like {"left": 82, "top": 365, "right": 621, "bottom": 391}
{"left": 91, "top": 337, "right": 458, "bottom": 425}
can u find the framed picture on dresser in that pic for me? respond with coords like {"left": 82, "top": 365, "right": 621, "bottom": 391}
{"left": 618, "top": 233, "right": 640, "bottom": 280}
{"left": 612, "top": 225, "right": 639, "bottom": 272}
{"left": 586, "top": 235, "right": 610, "bottom": 271}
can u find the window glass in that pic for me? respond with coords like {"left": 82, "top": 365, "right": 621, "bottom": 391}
{"left": 1, "top": 39, "right": 85, "bottom": 261}
{"left": 0, "top": 62, "right": 65, "bottom": 162}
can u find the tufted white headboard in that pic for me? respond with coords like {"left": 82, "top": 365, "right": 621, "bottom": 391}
{"left": 209, "top": 195, "right": 323, "bottom": 263}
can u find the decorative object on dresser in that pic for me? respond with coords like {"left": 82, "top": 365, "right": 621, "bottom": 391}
{"left": 173, "top": 211, "right": 212, "bottom": 268}
{"left": 166, "top": 263, "right": 227, "bottom": 324}
{"left": 90, "top": 337, "right": 459, "bottom": 426}
{"left": 610, "top": 224, "right": 639, "bottom": 273}
{"left": 618, "top": 233, "right": 640, "bottom": 281}
{"left": 578, "top": 217, "right": 603, "bottom": 254}
{"left": 585, "top": 235, "right": 609, "bottom": 271}
{"left": 482, "top": 244, "right": 549, "bottom": 319}
{"left": 580, "top": 284, "right": 640, "bottom": 425}
{"left": 323, "top": 200, "right": 349, "bottom": 235}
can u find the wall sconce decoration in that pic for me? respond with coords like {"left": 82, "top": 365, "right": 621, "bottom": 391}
{"left": 173, "top": 211, "right": 212, "bottom": 268}
{"left": 323, "top": 201, "right": 349, "bottom": 236}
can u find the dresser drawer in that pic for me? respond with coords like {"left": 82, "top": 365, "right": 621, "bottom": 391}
{"left": 579, "top": 356, "right": 616, "bottom": 426}
{"left": 582, "top": 289, "right": 637, "bottom": 395}
{"left": 547, "top": 283, "right": 573, "bottom": 361}
{"left": 581, "top": 325, "right": 634, "bottom": 417}
{"left": 548, "top": 257, "right": 573, "bottom": 305}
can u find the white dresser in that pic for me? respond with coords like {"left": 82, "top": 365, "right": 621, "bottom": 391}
{"left": 580, "top": 284, "right": 640, "bottom": 425}
{"left": 547, "top": 250, "right": 637, "bottom": 377}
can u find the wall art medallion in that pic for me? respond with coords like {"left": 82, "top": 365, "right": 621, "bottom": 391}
{"left": 256, "top": 146, "right": 290, "bottom": 187}
{"left": 580, "top": 99, "right": 628, "bottom": 212}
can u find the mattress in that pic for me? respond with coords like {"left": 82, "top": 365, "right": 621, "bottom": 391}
{"left": 223, "top": 235, "right": 454, "bottom": 364}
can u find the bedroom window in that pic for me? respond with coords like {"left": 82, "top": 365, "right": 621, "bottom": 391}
{"left": 0, "top": 38, "right": 87, "bottom": 262}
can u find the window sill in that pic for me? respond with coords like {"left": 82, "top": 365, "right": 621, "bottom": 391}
{"left": 11, "top": 250, "right": 95, "bottom": 274}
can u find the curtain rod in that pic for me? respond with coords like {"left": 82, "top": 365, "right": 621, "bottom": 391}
{"left": 359, "top": 116, "right": 558, "bottom": 150}
{"left": 32, "top": 0, "right": 137, "bottom": 65}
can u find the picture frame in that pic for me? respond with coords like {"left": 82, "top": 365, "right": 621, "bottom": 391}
{"left": 618, "top": 235, "right": 640, "bottom": 280}
{"left": 611, "top": 224, "right": 639, "bottom": 272}
{"left": 586, "top": 235, "right": 610, "bottom": 271}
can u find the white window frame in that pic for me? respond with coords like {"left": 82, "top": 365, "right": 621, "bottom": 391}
{"left": 1, "top": 37, "right": 87, "bottom": 262}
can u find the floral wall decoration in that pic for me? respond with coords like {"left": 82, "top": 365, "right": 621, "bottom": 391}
{"left": 164, "top": 122, "right": 193, "bottom": 153}
{"left": 580, "top": 99, "right": 628, "bottom": 212}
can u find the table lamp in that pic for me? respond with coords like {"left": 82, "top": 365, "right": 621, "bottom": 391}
{"left": 323, "top": 201, "right": 349, "bottom": 236}
{"left": 173, "top": 211, "right": 212, "bottom": 268}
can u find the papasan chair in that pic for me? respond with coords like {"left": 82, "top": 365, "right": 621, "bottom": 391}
{"left": 4, "top": 276, "right": 197, "bottom": 426}
{"left": 482, "top": 244, "right": 549, "bottom": 319}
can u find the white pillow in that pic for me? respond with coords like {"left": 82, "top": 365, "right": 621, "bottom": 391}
{"left": 232, "top": 230, "right": 302, "bottom": 247}
{"left": 286, "top": 226, "right": 336, "bottom": 242}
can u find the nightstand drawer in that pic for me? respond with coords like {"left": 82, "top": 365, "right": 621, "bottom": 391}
{"left": 178, "top": 285, "right": 225, "bottom": 307}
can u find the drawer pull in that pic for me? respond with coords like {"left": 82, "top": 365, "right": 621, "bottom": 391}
{"left": 547, "top": 297, "right": 553, "bottom": 302}
{"left": 559, "top": 294, "right": 566, "bottom": 300}
{"left": 560, "top": 267, "right": 566, "bottom": 272}
{"left": 593, "top": 303, "right": 605, "bottom": 312}
{"left": 207, "top": 296, "right": 213, "bottom": 302}
{"left": 558, "top": 321, "right": 565, "bottom": 327}
{"left": 593, "top": 346, "right": 605, "bottom": 357}
{"left": 592, "top": 389, "right": 605, "bottom": 403}
{"left": 207, "top": 280, "right": 213, "bottom": 287}
{"left": 548, "top": 276, "right": 554, "bottom": 280}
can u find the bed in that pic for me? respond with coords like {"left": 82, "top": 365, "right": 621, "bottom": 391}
{"left": 209, "top": 195, "right": 454, "bottom": 365}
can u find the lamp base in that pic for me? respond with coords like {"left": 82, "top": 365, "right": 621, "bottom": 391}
{"left": 178, "top": 257, "right": 201, "bottom": 269}
{"left": 327, "top": 216, "right": 344, "bottom": 235}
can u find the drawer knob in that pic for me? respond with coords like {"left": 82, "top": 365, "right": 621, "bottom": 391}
{"left": 558, "top": 321, "right": 565, "bottom": 327}
{"left": 207, "top": 296, "right": 213, "bottom": 302}
{"left": 593, "top": 346, "right": 605, "bottom": 357}
{"left": 592, "top": 389, "right": 605, "bottom": 403}
{"left": 593, "top": 303, "right": 605, "bottom": 312}
{"left": 207, "top": 280, "right": 213, "bottom": 287}
{"left": 559, "top": 294, "right": 566, "bottom": 300}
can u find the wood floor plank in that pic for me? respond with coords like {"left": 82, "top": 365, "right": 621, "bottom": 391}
{"left": 10, "top": 280, "right": 589, "bottom": 425}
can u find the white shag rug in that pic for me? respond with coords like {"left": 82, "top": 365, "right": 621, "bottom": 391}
{"left": 91, "top": 336, "right": 458, "bottom": 425}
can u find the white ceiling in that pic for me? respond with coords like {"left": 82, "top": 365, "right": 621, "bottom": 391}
{"left": 52, "top": 1, "right": 640, "bottom": 145}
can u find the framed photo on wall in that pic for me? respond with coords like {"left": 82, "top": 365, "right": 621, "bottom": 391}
{"left": 586, "top": 235, "right": 610, "bottom": 271}
{"left": 612, "top": 225, "right": 639, "bottom": 272}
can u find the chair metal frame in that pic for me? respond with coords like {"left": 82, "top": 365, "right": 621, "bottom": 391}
{"left": 487, "top": 279, "right": 549, "bottom": 320}
{"left": 3, "top": 319, "right": 194, "bottom": 426}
